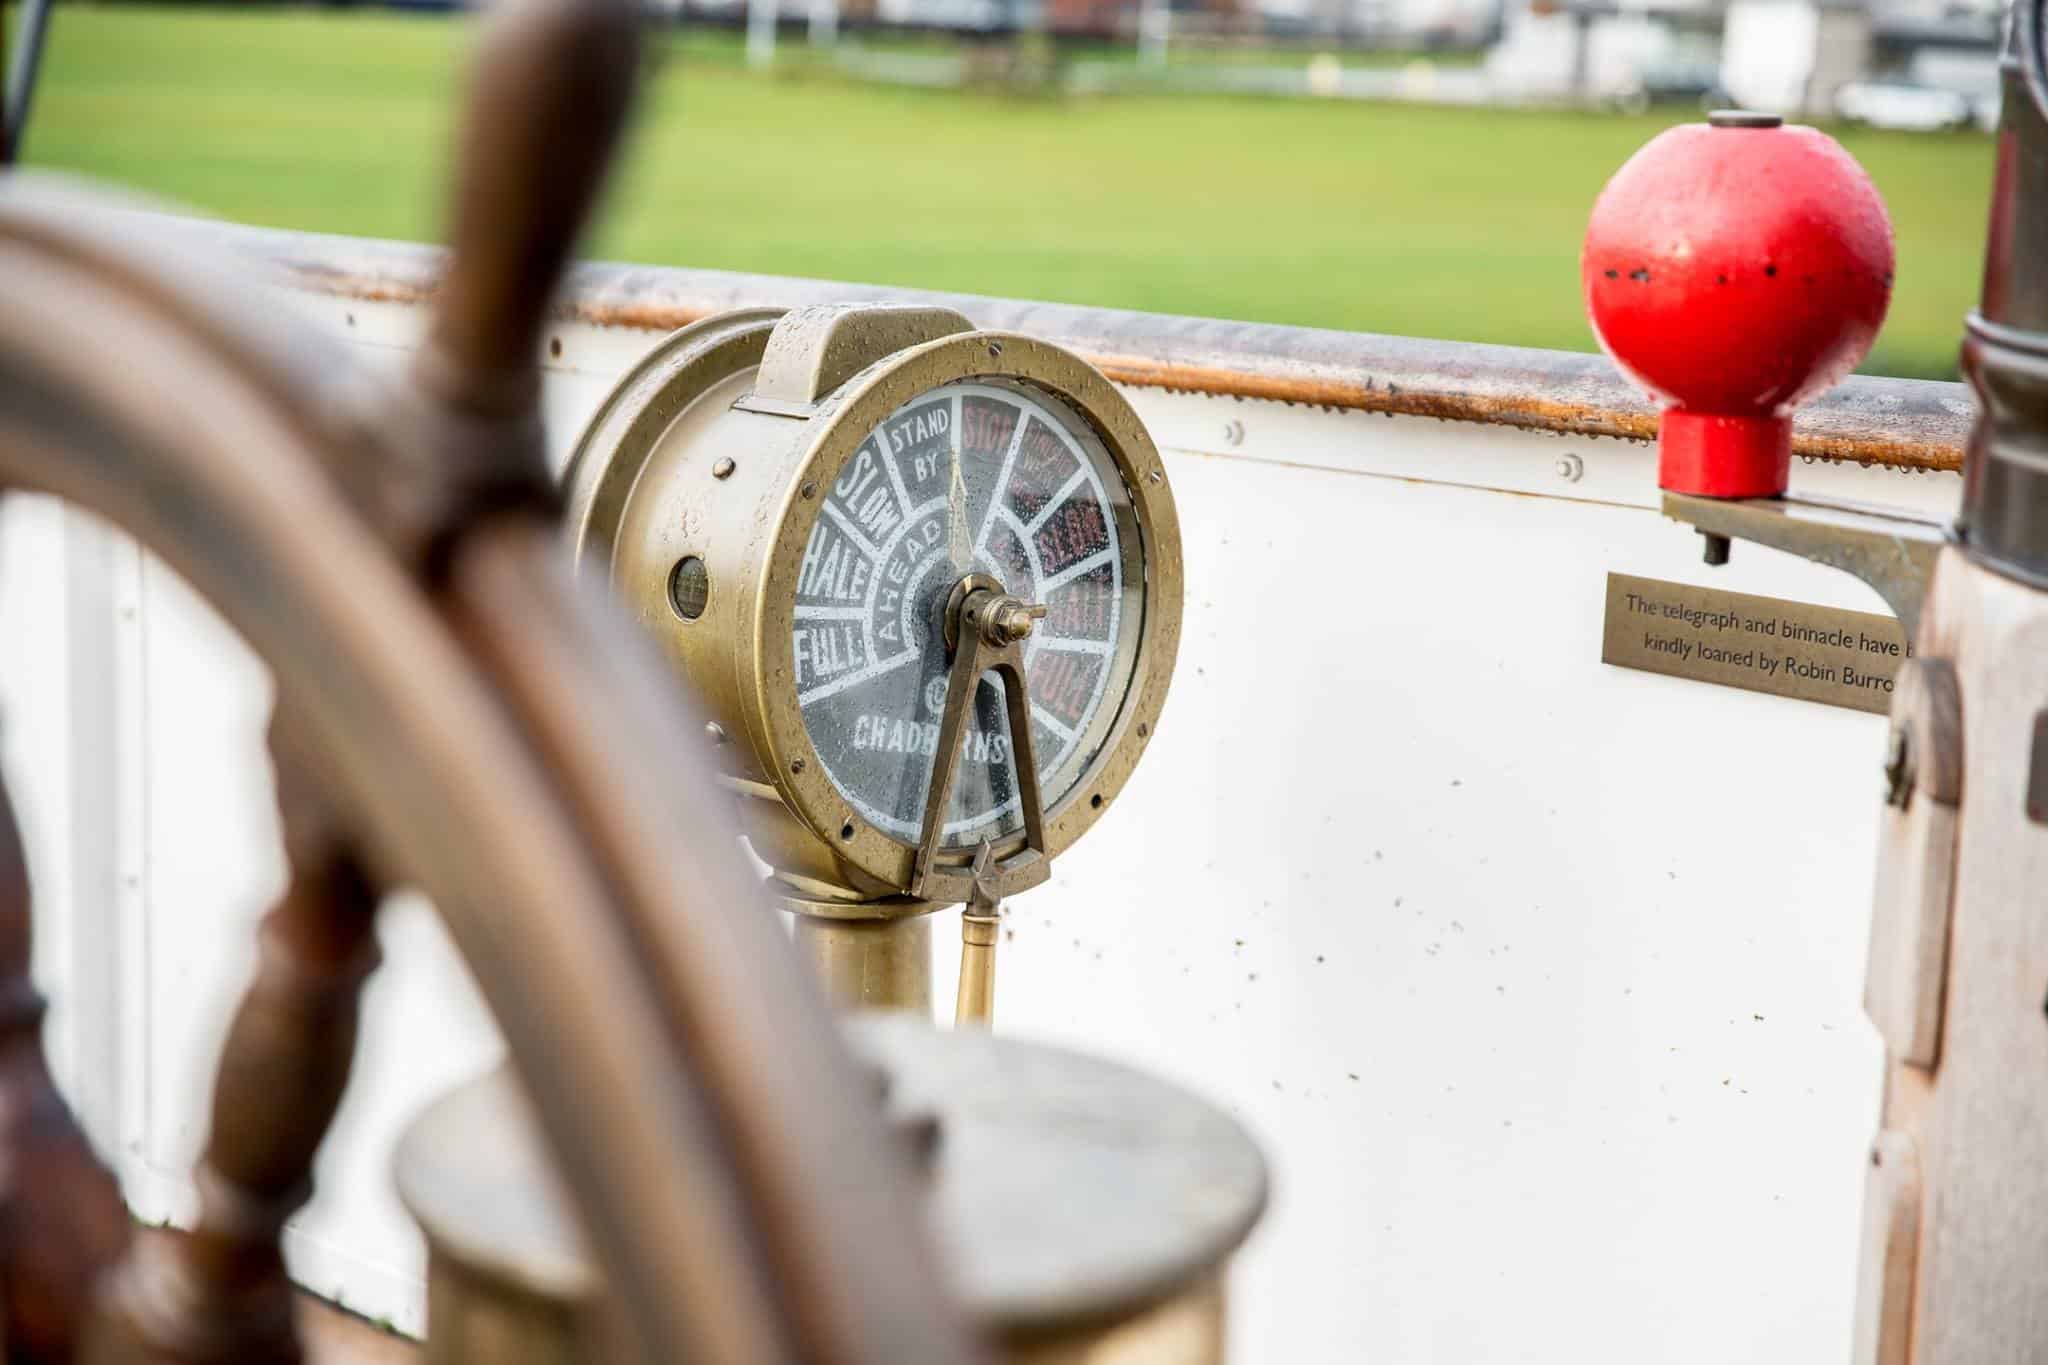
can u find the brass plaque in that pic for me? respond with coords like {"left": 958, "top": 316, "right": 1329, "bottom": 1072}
{"left": 1602, "top": 573, "right": 1910, "bottom": 715}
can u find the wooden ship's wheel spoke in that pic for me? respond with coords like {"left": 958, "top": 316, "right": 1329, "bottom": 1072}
{"left": 87, "top": 731, "right": 380, "bottom": 1365}
{"left": 0, "top": 1, "right": 981, "bottom": 1362}
{"left": 0, "top": 770, "right": 128, "bottom": 1364}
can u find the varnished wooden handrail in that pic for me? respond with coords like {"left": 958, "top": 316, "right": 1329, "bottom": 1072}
{"left": 150, "top": 218, "right": 1974, "bottom": 476}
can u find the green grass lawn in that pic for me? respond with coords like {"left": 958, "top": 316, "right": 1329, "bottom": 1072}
{"left": 14, "top": 4, "right": 1995, "bottom": 378}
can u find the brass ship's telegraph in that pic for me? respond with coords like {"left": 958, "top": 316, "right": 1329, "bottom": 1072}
{"left": 564, "top": 304, "right": 1183, "bottom": 1016}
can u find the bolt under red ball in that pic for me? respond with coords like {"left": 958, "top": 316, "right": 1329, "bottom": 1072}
{"left": 1582, "top": 111, "right": 1896, "bottom": 501}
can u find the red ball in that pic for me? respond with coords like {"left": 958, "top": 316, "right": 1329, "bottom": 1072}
{"left": 1582, "top": 118, "right": 1894, "bottom": 498}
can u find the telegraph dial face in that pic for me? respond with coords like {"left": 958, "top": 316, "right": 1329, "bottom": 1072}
{"left": 791, "top": 379, "right": 1142, "bottom": 849}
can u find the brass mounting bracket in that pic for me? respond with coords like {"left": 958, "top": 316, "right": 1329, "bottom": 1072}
{"left": 1663, "top": 490, "right": 1949, "bottom": 640}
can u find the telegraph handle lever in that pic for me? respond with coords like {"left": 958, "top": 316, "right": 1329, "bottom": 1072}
{"left": 911, "top": 582, "right": 1051, "bottom": 906}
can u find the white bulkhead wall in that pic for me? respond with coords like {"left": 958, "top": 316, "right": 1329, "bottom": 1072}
{"left": 0, "top": 285, "right": 1962, "bottom": 1361}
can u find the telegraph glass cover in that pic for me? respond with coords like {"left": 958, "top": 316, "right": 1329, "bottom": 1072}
{"left": 792, "top": 380, "right": 1142, "bottom": 847}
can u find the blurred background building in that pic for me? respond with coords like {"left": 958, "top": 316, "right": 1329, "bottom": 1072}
{"left": 649, "top": 0, "right": 2001, "bottom": 126}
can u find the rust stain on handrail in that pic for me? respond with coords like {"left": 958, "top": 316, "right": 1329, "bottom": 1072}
{"left": 1086, "top": 349, "right": 1665, "bottom": 437}
{"left": 1085, "top": 351, "right": 1966, "bottom": 474}
{"left": 153, "top": 216, "right": 1973, "bottom": 475}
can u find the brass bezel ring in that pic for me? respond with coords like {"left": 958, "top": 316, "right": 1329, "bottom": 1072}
{"left": 751, "top": 331, "right": 1183, "bottom": 896}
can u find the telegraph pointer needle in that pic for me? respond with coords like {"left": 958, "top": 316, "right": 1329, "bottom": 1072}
{"left": 950, "top": 431, "right": 972, "bottom": 573}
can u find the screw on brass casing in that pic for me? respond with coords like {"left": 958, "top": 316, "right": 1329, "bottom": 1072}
{"left": 1883, "top": 726, "right": 1915, "bottom": 808}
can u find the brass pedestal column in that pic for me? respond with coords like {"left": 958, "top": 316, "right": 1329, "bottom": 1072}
{"left": 784, "top": 895, "right": 938, "bottom": 1013}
